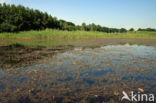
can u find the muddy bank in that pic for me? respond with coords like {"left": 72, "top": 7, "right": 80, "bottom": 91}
{"left": 0, "top": 44, "right": 74, "bottom": 69}
{"left": 68, "top": 38, "right": 156, "bottom": 47}
{"left": 0, "top": 38, "right": 156, "bottom": 69}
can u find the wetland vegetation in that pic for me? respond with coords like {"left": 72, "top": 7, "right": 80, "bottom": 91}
{"left": 0, "top": 29, "right": 156, "bottom": 47}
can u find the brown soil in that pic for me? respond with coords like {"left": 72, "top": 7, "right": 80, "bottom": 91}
{"left": 0, "top": 44, "right": 74, "bottom": 69}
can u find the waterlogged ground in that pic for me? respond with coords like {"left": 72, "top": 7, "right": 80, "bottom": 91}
{"left": 0, "top": 39, "right": 156, "bottom": 103}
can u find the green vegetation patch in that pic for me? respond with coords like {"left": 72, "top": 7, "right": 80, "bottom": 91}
{"left": 0, "top": 29, "right": 156, "bottom": 40}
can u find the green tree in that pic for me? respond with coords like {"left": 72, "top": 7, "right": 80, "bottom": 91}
{"left": 129, "top": 28, "right": 134, "bottom": 31}
{"left": 120, "top": 28, "right": 127, "bottom": 33}
{"left": 81, "top": 22, "right": 87, "bottom": 31}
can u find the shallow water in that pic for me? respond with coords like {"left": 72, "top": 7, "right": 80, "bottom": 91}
{"left": 0, "top": 43, "right": 156, "bottom": 102}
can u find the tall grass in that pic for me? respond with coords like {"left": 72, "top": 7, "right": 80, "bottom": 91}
{"left": 0, "top": 29, "right": 156, "bottom": 39}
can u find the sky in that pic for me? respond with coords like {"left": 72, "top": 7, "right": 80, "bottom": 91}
{"left": 1, "top": 0, "right": 156, "bottom": 29}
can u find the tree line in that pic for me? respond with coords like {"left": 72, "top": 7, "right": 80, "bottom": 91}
{"left": 0, "top": 3, "right": 155, "bottom": 33}
{"left": 137, "top": 28, "right": 156, "bottom": 32}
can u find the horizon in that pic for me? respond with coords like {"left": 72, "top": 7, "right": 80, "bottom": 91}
{"left": 1, "top": 0, "right": 156, "bottom": 29}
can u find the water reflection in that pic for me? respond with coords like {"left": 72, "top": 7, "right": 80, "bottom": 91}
{"left": 0, "top": 43, "right": 156, "bottom": 102}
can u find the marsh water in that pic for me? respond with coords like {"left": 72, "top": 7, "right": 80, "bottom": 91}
{"left": 0, "top": 42, "right": 156, "bottom": 103}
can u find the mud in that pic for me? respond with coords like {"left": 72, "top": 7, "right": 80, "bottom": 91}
{"left": 0, "top": 44, "right": 74, "bottom": 69}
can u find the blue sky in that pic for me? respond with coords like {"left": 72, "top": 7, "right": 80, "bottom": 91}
{"left": 3, "top": 0, "right": 156, "bottom": 29}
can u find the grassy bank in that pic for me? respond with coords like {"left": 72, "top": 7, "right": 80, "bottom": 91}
{"left": 0, "top": 29, "right": 156, "bottom": 39}
{"left": 0, "top": 29, "right": 156, "bottom": 47}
